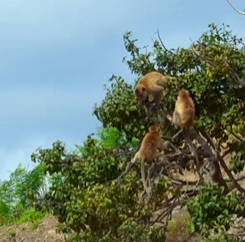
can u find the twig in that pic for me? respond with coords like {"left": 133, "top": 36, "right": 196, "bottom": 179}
{"left": 230, "top": 69, "right": 245, "bottom": 88}
{"left": 117, "top": 162, "right": 134, "bottom": 186}
{"left": 195, "top": 130, "right": 245, "bottom": 193}
{"left": 221, "top": 148, "right": 233, "bottom": 159}
{"left": 162, "top": 195, "right": 181, "bottom": 231}
{"left": 189, "top": 130, "right": 229, "bottom": 193}
{"left": 156, "top": 29, "right": 176, "bottom": 55}
{"left": 172, "top": 130, "right": 183, "bottom": 141}
{"left": 190, "top": 40, "right": 245, "bottom": 88}
{"left": 230, "top": 130, "right": 245, "bottom": 142}
{"left": 202, "top": 131, "right": 245, "bottom": 193}
{"left": 226, "top": 0, "right": 245, "bottom": 15}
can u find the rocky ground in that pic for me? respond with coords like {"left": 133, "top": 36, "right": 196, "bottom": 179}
{"left": 0, "top": 212, "right": 200, "bottom": 242}
{"left": 0, "top": 215, "right": 64, "bottom": 242}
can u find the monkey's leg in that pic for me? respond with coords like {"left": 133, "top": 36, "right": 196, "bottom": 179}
{"left": 142, "top": 99, "right": 155, "bottom": 109}
{"left": 183, "top": 130, "right": 200, "bottom": 172}
{"left": 140, "top": 159, "right": 151, "bottom": 196}
{"left": 143, "top": 100, "right": 156, "bottom": 119}
{"left": 144, "top": 106, "right": 152, "bottom": 119}
{"left": 147, "top": 163, "right": 155, "bottom": 195}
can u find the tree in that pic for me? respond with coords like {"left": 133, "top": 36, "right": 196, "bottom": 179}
{"left": 0, "top": 163, "right": 47, "bottom": 225}
{"left": 31, "top": 23, "right": 245, "bottom": 241}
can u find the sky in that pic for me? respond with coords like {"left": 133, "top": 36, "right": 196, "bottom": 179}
{"left": 0, "top": 0, "right": 244, "bottom": 181}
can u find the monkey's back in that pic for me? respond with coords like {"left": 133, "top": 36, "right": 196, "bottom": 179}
{"left": 139, "top": 131, "right": 161, "bottom": 162}
{"left": 138, "top": 72, "right": 167, "bottom": 91}
{"left": 176, "top": 97, "right": 195, "bottom": 129}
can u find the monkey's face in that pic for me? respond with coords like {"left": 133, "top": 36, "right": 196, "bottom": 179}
{"left": 135, "top": 85, "right": 148, "bottom": 104}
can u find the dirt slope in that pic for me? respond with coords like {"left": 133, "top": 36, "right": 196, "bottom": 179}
{"left": 0, "top": 215, "right": 64, "bottom": 242}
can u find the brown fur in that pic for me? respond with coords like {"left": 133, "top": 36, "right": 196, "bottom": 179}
{"left": 173, "top": 89, "right": 200, "bottom": 170}
{"left": 134, "top": 72, "right": 168, "bottom": 109}
{"left": 173, "top": 89, "right": 195, "bottom": 130}
{"left": 132, "top": 125, "right": 164, "bottom": 164}
{"left": 132, "top": 125, "right": 165, "bottom": 197}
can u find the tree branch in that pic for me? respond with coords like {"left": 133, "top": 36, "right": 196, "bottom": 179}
{"left": 189, "top": 130, "right": 229, "bottom": 193}
{"left": 198, "top": 130, "right": 245, "bottom": 193}
{"left": 190, "top": 41, "right": 245, "bottom": 88}
{"left": 156, "top": 29, "right": 176, "bottom": 55}
{"left": 229, "top": 69, "right": 245, "bottom": 88}
{"left": 226, "top": 0, "right": 245, "bottom": 15}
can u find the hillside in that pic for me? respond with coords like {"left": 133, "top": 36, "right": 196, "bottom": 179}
{"left": 0, "top": 212, "right": 204, "bottom": 242}
{"left": 0, "top": 215, "right": 64, "bottom": 242}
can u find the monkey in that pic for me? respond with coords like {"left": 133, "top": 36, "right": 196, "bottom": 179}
{"left": 173, "top": 89, "right": 195, "bottom": 129}
{"left": 130, "top": 125, "right": 165, "bottom": 196}
{"left": 134, "top": 72, "right": 168, "bottom": 116}
{"left": 172, "top": 88, "right": 200, "bottom": 170}
{"left": 117, "top": 125, "right": 166, "bottom": 193}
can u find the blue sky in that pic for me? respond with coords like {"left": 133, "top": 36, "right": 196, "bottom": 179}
{"left": 0, "top": 0, "right": 244, "bottom": 180}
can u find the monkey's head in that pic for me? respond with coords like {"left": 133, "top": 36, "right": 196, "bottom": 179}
{"left": 178, "top": 89, "right": 190, "bottom": 99}
{"left": 149, "top": 125, "right": 159, "bottom": 133}
{"left": 134, "top": 84, "right": 148, "bottom": 104}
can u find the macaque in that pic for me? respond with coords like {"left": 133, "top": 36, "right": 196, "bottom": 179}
{"left": 173, "top": 89, "right": 199, "bottom": 169}
{"left": 117, "top": 125, "right": 165, "bottom": 193}
{"left": 131, "top": 125, "right": 165, "bottom": 195}
{"left": 134, "top": 72, "right": 168, "bottom": 115}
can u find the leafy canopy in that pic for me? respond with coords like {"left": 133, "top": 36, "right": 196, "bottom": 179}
{"left": 31, "top": 23, "right": 245, "bottom": 241}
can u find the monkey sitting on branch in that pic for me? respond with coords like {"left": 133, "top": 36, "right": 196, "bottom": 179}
{"left": 134, "top": 71, "right": 168, "bottom": 117}
{"left": 117, "top": 125, "right": 165, "bottom": 196}
{"left": 172, "top": 88, "right": 200, "bottom": 170}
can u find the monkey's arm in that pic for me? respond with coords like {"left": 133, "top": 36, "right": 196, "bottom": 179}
{"left": 157, "top": 139, "right": 170, "bottom": 151}
{"left": 139, "top": 95, "right": 150, "bottom": 105}
{"left": 172, "top": 110, "right": 181, "bottom": 127}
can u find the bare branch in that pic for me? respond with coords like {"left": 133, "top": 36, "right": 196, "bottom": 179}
{"left": 197, "top": 130, "right": 245, "bottom": 193}
{"left": 230, "top": 129, "right": 245, "bottom": 142}
{"left": 117, "top": 162, "right": 134, "bottom": 186}
{"left": 226, "top": 0, "right": 245, "bottom": 15}
{"left": 189, "top": 130, "right": 229, "bottom": 193}
{"left": 222, "top": 148, "right": 233, "bottom": 159}
{"left": 156, "top": 29, "right": 176, "bottom": 55}
{"left": 229, "top": 69, "right": 245, "bottom": 88}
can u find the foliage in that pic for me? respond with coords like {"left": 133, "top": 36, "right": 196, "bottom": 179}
{"left": 202, "top": 233, "right": 240, "bottom": 242}
{"left": 93, "top": 75, "right": 151, "bottom": 142}
{"left": 186, "top": 184, "right": 244, "bottom": 236}
{"left": 17, "top": 208, "right": 45, "bottom": 224}
{"left": 0, "top": 164, "right": 47, "bottom": 226}
{"left": 30, "top": 23, "right": 245, "bottom": 241}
